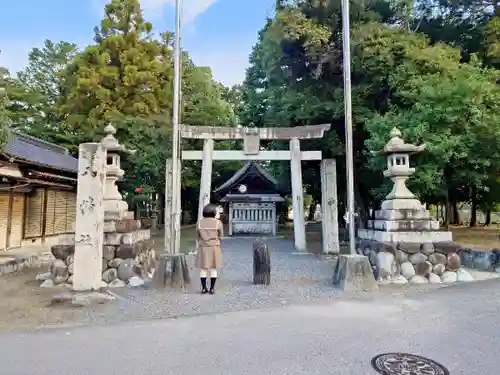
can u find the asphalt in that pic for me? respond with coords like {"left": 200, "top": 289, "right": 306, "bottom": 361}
{"left": 1, "top": 278, "right": 499, "bottom": 375}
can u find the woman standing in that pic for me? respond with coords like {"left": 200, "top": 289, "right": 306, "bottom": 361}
{"left": 196, "top": 204, "right": 223, "bottom": 294}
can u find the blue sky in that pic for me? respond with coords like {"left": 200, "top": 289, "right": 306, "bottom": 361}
{"left": 0, "top": 0, "right": 275, "bottom": 86}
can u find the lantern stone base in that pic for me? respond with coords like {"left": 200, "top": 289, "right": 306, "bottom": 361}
{"left": 332, "top": 254, "right": 378, "bottom": 292}
{"left": 358, "top": 229, "right": 453, "bottom": 243}
{"left": 359, "top": 204, "right": 453, "bottom": 244}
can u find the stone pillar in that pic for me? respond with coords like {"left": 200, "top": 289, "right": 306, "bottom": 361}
{"left": 289, "top": 137, "right": 306, "bottom": 251}
{"left": 228, "top": 203, "right": 233, "bottom": 236}
{"left": 172, "top": 158, "right": 182, "bottom": 254}
{"left": 73, "top": 143, "right": 106, "bottom": 292}
{"left": 321, "top": 159, "right": 339, "bottom": 254}
{"left": 198, "top": 138, "right": 214, "bottom": 220}
{"left": 272, "top": 202, "right": 277, "bottom": 236}
{"left": 164, "top": 158, "right": 173, "bottom": 254}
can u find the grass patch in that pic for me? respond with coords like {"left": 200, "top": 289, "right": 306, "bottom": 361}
{"left": 449, "top": 225, "right": 499, "bottom": 250}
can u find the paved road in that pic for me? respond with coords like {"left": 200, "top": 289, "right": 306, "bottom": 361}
{"left": 1, "top": 278, "right": 499, "bottom": 375}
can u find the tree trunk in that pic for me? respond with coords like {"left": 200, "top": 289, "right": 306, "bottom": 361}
{"left": 307, "top": 203, "right": 315, "bottom": 221}
{"left": 444, "top": 192, "right": 450, "bottom": 229}
{"left": 484, "top": 209, "right": 491, "bottom": 226}
{"left": 451, "top": 202, "right": 460, "bottom": 225}
{"left": 470, "top": 185, "right": 477, "bottom": 227}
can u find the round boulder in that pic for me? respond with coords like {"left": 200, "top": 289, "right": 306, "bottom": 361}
{"left": 441, "top": 271, "right": 458, "bottom": 283}
{"left": 376, "top": 251, "right": 395, "bottom": 279}
{"left": 409, "top": 252, "right": 427, "bottom": 265}
{"left": 400, "top": 261, "right": 415, "bottom": 279}
{"left": 51, "top": 245, "right": 75, "bottom": 261}
{"left": 50, "top": 259, "right": 69, "bottom": 285}
{"left": 421, "top": 243, "right": 435, "bottom": 255}
{"left": 447, "top": 253, "right": 461, "bottom": 271}
{"left": 102, "top": 268, "right": 118, "bottom": 283}
{"left": 395, "top": 249, "right": 408, "bottom": 264}
{"left": 117, "top": 259, "right": 139, "bottom": 281}
{"left": 433, "top": 263, "right": 446, "bottom": 276}
{"left": 380, "top": 242, "right": 397, "bottom": 255}
{"left": 409, "top": 275, "right": 428, "bottom": 284}
{"left": 428, "top": 273, "right": 442, "bottom": 284}
{"left": 428, "top": 252, "right": 447, "bottom": 265}
{"left": 65, "top": 254, "right": 74, "bottom": 266}
{"left": 415, "top": 261, "right": 432, "bottom": 277}
{"left": 108, "top": 258, "right": 124, "bottom": 268}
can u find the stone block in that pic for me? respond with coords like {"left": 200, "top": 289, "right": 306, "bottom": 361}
{"left": 104, "top": 233, "right": 122, "bottom": 246}
{"left": 397, "top": 242, "right": 422, "bottom": 254}
{"left": 51, "top": 245, "right": 75, "bottom": 261}
{"left": 141, "top": 218, "right": 154, "bottom": 229}
{"left": 358, "top": 229, "right": 453, "bottom": 243}
{"left": 103, "top": 221, "right": 116, "bottom": 233}
{"left": 115, "top": 219, "right": 138, "bottom": 233}
{"left": 102, "top": 245, "right": 116, "bottom": 261}
{"left": 434, "top": 241, "right": 461, "bottom": 254}
{"left": 332, "top": 254, "right": 378, "bottom": 292}
{"left": 116, "top": 243, "right": 140, "bottom": 259}
{"left": 375, "top": 209, "right": 431, "bottom": 221}
{"left": 124, "top": 211, "right": 135, "bottom": 220}
{"left": 136, "top": 220, "right": 142, "bottom": 229}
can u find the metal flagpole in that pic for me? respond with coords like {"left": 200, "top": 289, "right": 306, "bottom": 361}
{"left": 341, "top": 0, "right": 356, "bottom": 255}
{"left": 171, "top": 0, "right": 182, "bottom": 254}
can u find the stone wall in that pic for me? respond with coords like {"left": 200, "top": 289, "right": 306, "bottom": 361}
{"left": 459, "top": 248, "right": 500, "bottom": 272}
{"left": 357, "top": 240, "right": 474, "bottom": 284}
{"left": 41, "top": 218, "right": 156, "bottom": 288}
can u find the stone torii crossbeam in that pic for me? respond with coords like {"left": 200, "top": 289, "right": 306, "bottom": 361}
{"left": 164, "top": 124, "right": 339, "bottom": 254}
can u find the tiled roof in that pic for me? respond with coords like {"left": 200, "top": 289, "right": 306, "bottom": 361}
{"left": 213, "top": 162, "right": 278, "bottom": 193}
{"left": 3, "top": 132, "right": 78, "bottom": 173}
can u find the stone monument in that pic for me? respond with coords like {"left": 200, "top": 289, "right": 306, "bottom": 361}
{"left": 357, "top": 128, "right": 464, "bottom": 284}
{"left": 43, "top": 125, "right": 156, "bottom": 291}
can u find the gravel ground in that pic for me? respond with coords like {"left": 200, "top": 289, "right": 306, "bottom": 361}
{"left": 0, "top": 237, "right": 448, "bottom": 332}
{"left": 104, "top": 238, "right": 446, "bottom": 322}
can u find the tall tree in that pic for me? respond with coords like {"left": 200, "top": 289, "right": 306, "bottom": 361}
{"left": 0, "top": 67, "right": 11, "bottom": 149}
{"left": 14, "top": 40, "right": 78, "bottom": 146}
{"left": 59, "top": 0, "right": 174, "bottom": 140}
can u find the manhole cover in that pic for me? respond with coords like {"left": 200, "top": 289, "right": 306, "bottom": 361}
{"left": 371, "top": 353, "right": 449, "bottom": 375}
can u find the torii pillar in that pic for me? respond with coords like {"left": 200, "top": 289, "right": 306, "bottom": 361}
{"left": 180, "top": 124, "right": 333, "bottom": 252}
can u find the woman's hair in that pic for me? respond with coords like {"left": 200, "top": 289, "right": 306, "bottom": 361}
{"left": 202, "top": 203, "right": 218, "bottom": 218}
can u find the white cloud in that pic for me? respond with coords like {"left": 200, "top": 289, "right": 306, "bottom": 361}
{"left": 94, "top": 0, "right": 219, "bottom": 25}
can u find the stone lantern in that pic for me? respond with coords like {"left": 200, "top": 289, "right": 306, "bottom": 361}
{"left": 379, "top": 128, "right": 426, "bottom": 210}
{"left": 357, "top": 127, "right": 452, "bottom": 244}
{"left": 101, "top": 124, "right": 129, "bottom": 223}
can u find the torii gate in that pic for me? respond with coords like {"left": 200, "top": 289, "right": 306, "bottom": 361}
{"left": 165, "top": 124, "right": 339, "bottom": 254}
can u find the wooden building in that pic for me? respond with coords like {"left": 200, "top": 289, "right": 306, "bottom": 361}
{"left": 0, "top": 132, "right": 78, "bottom": 250}
{"left": 214, "top": 162, "right": 284, "bottom": 236}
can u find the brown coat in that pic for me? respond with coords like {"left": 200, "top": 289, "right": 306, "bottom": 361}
{"left": 195, "top": 217, "right": 223, "bottom": 269}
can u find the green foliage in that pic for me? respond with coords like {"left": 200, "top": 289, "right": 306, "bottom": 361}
{"left": 0, "top": 72, "right": 11, "bottom": 149}
{"left": 3, "top": 0, "right": 499, "bottom": 215}
{"left": 239, "top": 0, "right": 500, "bottom": 213}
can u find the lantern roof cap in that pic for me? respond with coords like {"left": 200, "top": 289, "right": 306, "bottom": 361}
{"left": 101, "top": 124, "right": 132, "bottom": 154}
{"left": 377, "top": 127, "right": 426, "bottom": 156}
